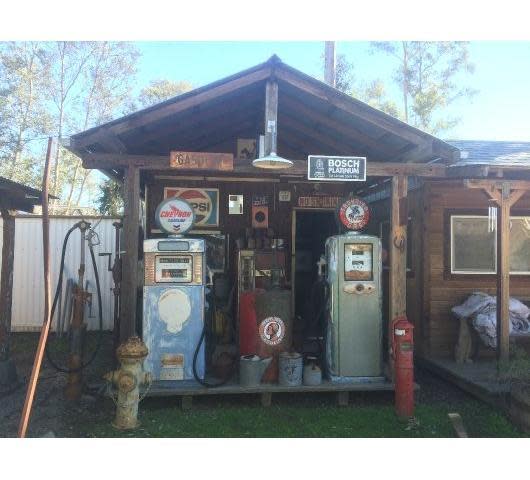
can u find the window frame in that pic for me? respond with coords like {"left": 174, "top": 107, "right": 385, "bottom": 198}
{"left": 448, "top": 212, "right": 530, "bottom": 275}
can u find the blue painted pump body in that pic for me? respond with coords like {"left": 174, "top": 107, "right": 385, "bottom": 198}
{"left": 142, "top": 285, "right": 205, "bottom": 382}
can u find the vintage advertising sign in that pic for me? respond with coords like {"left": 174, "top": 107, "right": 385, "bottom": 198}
{"left": 337, "top": 197, "right": 370, "bottom": 231}
{"left": 155, "top": 197, "right": 195, "bottom": 235}
{"left": 164, "top": 187, "right": 219, "bottom": 227}
{"left": 307, "top": 155, "right": 367, "bottom": 181}
{"left": 297, "top": 196, "right": 342, "bottom": 208}
{"left": 259, "top": 317, "right": 285, "bottom": 346}
{"left": 169, "top": 151, "right": 233, "bottom": 171}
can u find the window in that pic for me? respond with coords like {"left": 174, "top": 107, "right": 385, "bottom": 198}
{"left": 450, "top": 215, "right": 530, "bottom": 274}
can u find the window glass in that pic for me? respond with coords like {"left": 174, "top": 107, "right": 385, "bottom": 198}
{"left": 451, "top": 216, "right": 496, "bottom": 273}
{"left": 510, "top": 218, "right": 530, "bottom": 273}
{"left": 450, "top": 215, "right": 530, "bottom": 274}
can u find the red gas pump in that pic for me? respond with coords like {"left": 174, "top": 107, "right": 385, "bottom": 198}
{"left": 392, "top": 316, "right": 414, "bottom": 418}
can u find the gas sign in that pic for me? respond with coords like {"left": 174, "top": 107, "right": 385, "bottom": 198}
{"left": 156, "top": 197, "right": 195, "bottom": 235}
{"left": 164, "top": 187, "right": 219, "bottom": 227}
{"left": 337, "top": 197, "right": 370, "bottom": 231}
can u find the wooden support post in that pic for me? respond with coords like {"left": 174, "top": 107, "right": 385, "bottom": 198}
{"left": 264, "top": 80, "right": 279, "bottom": 155}
{"left": 389, "top": 176, "right": 408, "bottom": 377}
{"left": 497, "top": 182, "right": 511, "bottom": 364}
{"left": 181, "top": 395, "right": 193, "bottom": 411}
{"left": 465, "top": 179, "right": 528, "bottom": 364}
{"left": 0, "top": 208, "right": 16, "bottom": 362}
{"left": 337, "top": 391, "right": 349, "bottom": 407}
{"left": 260, "top": 392, "right": 272, "bottom": 407}
{"left": 120, "top": 166, "right": 140, "bottom": 342}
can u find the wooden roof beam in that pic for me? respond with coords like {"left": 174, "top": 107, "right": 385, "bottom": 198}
{"left": 72, "top": 66, "right": 272, "bottom": 151}
{"left": 279, "top": 94, "right": 397, "bottom": 157}
{"left": 80, "top": 152, "right": 446, "bottom": 177}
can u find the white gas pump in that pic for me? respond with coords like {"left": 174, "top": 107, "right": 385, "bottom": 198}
{"left": 325, "top": 197, "right": 383, "bottom": 381}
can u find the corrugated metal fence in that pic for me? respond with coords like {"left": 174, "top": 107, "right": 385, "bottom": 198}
{"left": 0, "top": 215, "right": 120, "bottom": 331}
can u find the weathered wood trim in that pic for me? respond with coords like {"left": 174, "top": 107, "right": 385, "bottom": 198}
{"left": 278, "top": 95, "right": 397, "bottom": 157}
{"left": 274, "top": 68, "right": 437, "bottom": 148}
{"left": 389, "top": 175, "right": 408, "bottom": 377}
{"left": 0, "top": 208, "right": 15, "bottom": 360}
{"left": 72, "top": 67, "right": 273, "bottom": 150}
{"left": 497, "top": 182, "right": 510, "bottom": 363}
{"left": 81, "top": 153, "right": 448, "bottom": 178}
{"left": 120, "top": 166, "right": 140, "bottom": 341}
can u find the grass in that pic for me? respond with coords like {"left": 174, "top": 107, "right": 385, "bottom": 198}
{"left": 78, "top": 392, "right": 526, "bottom": 438}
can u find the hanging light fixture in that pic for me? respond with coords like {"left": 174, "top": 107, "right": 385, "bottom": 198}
{"left": 252, "top": 121, "right": 293, "bottom": 169}
{"left": 253, "top": 150, "right": 293, "bottom": 169}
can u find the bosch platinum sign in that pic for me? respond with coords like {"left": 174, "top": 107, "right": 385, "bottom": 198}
{"left": 307, "top": 155, "right": 366, "bottom": 181}
{"left": 155, "top": 197, "right": 195, "bottom": 235}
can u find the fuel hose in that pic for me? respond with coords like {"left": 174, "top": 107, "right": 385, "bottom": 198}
{"left": 192, "top": 287, "right": 232, "bottom": 387}
{"left": 45, "top": 223, "right": 103, "bottom": 373}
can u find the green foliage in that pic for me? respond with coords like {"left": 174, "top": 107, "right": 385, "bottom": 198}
{"left": 130, "top": 78, "right": 193, "bottom": 111}
{"left": 371, "top": 41, "right": 477, "bottom": 134}
{"left": 499, "top": 346, "right": 530, "bottom": 388}
{"left": 96, "top": 178, "right": 123, "bottom": 216}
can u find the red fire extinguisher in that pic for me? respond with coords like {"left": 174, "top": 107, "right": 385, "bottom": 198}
{"left": 392, "top": 316, "right": 414, "bottom": 418}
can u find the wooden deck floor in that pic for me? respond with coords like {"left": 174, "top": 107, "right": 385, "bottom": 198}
{"left": 146, "top": 377, "right": 394, "bottom": 397}
{"left": 418, "top": 356, "right": 510, "bottom": 409}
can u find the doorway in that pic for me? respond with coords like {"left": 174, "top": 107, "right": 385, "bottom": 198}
{"left": 292, "top": 209, "right": 338, "bottom": 343}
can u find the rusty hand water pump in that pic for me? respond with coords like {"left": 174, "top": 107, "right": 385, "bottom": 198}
{"left": 104, "top": 336, "right": 151, "bottom": 430}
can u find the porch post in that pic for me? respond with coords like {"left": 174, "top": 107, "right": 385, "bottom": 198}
{"left": 496, "top": 182, "right": 511, "bottom": 363}
{"left": 0, "top": 208, "right": 16, "bottom": 362}
{"left": 120, "top": 165, "right": 140, "bottom": 342}
{"left": 389, "top": 175, "right": 408, "bottom": 376}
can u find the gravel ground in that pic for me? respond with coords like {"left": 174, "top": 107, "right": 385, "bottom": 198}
{"left": 0, "top": 332, "right": 520, "bottom": 437}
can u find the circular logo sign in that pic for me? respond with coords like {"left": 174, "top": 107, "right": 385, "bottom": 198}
{"left": 176, "top": 189, "right": 212, "bottom": 225}
{"left": 259, "top": 316, "right": 285, "bottom": 346}
{"left": 338, "top": 197, "right": 370, "bottom": 231}
{"left": 155, "top": 197, "right": 195, "bottom": 235}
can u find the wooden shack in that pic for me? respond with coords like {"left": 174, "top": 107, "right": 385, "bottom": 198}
{"left": 68, "top": 56, "right": 530, "bottom": 398}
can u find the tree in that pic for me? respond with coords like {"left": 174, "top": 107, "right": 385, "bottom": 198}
{"left": 130, "top": 79, "right": 193, "bottom": 111}
{"left": 371, "top": 41, "right": 476, "bottom": 134}
{"left": 61, "top": 42, "right": 139, "bottom": 213}
{"left": 334, "top": 54, "right": 355, "bottom": 94}
{"left": 0, "top": 42, "right": 53, "bottom": 186}
{"left": 96, "top": 177, "right": 123, "bottom": 216}
{"left": 333, "top": 53, "right": 399, "bottom": 118}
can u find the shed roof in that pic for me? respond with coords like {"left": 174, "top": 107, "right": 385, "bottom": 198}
{"left": 0, "top": 176, "right": 51, "bottom": 212}
{"left": 70, "top": 55, "right": 458, "bottom": 169}
{"left": 447, "top": 140, "right": 530, "bottom": 167}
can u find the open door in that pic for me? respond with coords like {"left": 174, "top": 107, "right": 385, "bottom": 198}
{"left": 291, "top": 209, "right": 338, "bottom": 346}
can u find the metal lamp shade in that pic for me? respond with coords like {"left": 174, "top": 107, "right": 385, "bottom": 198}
{"left": 252, "top": 151, "right": 293, "bottom": 169}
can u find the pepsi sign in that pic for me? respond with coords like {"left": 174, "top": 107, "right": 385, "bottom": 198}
{"left": 164, "top": 187, "right": 219, "bottom": 227}
{"left": 155, "top": 198, "right": 195, "bottom": 235}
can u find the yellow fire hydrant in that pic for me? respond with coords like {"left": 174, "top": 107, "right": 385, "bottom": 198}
{"left": 104, "top": 336, "right": 151, "bottom": 430}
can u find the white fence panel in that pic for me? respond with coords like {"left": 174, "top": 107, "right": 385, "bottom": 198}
{"left": 0, "top": 216, "right": 119, "bottom": 331}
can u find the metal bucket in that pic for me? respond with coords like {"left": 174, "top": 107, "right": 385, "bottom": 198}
{"left": 279, "top": 352, "right": 303, "bottom": 387}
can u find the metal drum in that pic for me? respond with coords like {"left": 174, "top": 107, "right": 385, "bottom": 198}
{"left": 255, "top": 289, "right": 292, "bottom": 383}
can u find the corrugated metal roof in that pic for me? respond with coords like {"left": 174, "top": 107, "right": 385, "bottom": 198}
{"left": 447, "top": 140, "right": 530, "bottom": 166}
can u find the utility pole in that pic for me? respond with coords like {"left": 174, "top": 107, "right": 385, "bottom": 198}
{"left": 324, "top": 41, "right": 336, "bottom": 88}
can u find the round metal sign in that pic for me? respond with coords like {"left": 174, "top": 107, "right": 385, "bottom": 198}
{"left": 259, "top": 316, "right": 285, "bottom": 346}
{"left": 155, "top": 197, "right": 195, "bottom": 235}
{"left": 337, "top": 197, "right": 370, "bottom": 231}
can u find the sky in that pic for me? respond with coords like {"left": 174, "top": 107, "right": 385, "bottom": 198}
{"left": 135, "top": 41, "right": 530, "bottom": 142}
